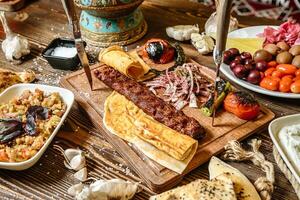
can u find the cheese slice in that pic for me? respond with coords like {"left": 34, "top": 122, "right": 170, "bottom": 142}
{"left": 226, "top": 38, "right": 264, "bottom": 55}
{"left": 150, "top": 175, "right": 237, "bottom": 200}
{"left": 209, "top": 156, "right": 261, "bottom": 200}
{"left": 103, "top": 91, "right": 198, "bottom": 173}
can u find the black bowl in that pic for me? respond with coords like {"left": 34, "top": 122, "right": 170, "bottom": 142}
{"left": 42, "top": 38, "right": 85, "bottom": 70}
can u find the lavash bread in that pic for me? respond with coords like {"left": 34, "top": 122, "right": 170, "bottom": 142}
{"left": 0, "top": 68, "right": 35, "bottom": 92}
{"left": 103, "top": 91, "right": 198, "bottom": 173}
{"left": 209, "top": 156, "right": 261, "bottom": 200}
{"left": 98, "top": 45, "right": 147, "bottom": 80}
{"left": 150, "top": 174, "right": 237, "bottom": 200}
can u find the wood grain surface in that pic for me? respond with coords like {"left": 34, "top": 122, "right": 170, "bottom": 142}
{"left": 0, "top": 0, "right": 299, "bottom": 199}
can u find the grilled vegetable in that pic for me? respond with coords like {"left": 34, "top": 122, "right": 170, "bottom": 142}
{"left": 142, "top": 39, "right": 175, "bottom": 64}
{"left": 224, "top": 91, "right": 260, "bottom": 120}
{"left": 147, "top": 42, "right": 186, "bottom": 75}
{"left": 201, "top": 79, "right": 231, "bottom": 117}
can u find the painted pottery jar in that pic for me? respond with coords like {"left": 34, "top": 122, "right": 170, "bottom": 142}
{"left": 75, "top": 0, "right": 147, "bottom": 47}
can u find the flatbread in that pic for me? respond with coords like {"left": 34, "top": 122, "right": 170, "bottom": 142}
{"left": 209, "top": 156, "right": 261, "bottom": 200}
{"left": 99, "top": 45, "right": 151, "bottom": 80}
{"left": 103, "top": 91, "right": 198, "bottom": 173}
{"left": 0, "top": 68, "right": 35, "bottom": 93}
{"left": 150, "top": 174, "right": 237, "bottom": 200}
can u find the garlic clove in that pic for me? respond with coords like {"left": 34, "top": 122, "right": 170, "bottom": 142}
{"left": 76, "top": 187, "right": 92, "bottom": 200}
{"left": 166, "top": 25, "right": 199, "bottom": 41}
{"left": 64, "top": 148, "right": 84, "bottom": 162}
{"left": 191, "top": 33, "right": 215, "bottom": 55}
{"left": 69, "top": 153, "right": 86, "bottom": 171}
{"left": 67, "top": 183, "right": 84, "bottom": 196}
{"left": 89, "top": 179, "right": 139, "bottom": 200}
{"left": 74, "top": 167, "right": 88, "bottom": 182}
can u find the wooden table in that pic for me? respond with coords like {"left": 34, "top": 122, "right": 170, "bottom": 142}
{"left": 0, "top": 0, "right": 299, "bottom": 199}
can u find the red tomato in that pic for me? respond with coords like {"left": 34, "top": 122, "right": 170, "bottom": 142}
{"left": 295, "top": 69, "right": 300, "bottom": 77}
{"left": 264, "top": 67, "right": 276, "bottom": 77}
{"left": 260, "top": 77, "right": 279, "bottom": 91}
{"left": 282, "top": 75, "right": 294, "bottom": 81}
{"left": 267, "top": 61, "right": 277, "bottom": 68}
{"left": 291, "top": 80, "right": 300, "bottom": 93}
{"left": 271, "top": 70, "right": 284, "bottom": 78}
{"left": 276, "top": 64, "right": 297, "bottom": 75}
{"left": 279, "top": 77, "right": 293, "bottom": 92}
{"left": 293, "top": 75, "right": 300, "bottom": 81}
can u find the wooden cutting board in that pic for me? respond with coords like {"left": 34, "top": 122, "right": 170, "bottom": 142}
{"left": 0, "top": 0, "right": 25, "bottom": 11}
{"left": 60, "top": 61, "right": 275, "bottom": 193}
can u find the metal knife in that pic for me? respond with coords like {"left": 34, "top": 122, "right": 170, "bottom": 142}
{"left": 212, "top": 0, "right": 233, "bottom": 126}
{"left": 60, "top": 0, "right": 93, "bottom": 90}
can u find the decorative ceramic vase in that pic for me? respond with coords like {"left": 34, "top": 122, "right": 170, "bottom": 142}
{"left": 75, "top": 0, "right": 147, "bottom": 47}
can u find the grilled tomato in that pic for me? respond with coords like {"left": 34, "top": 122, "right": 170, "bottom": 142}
{"left": 224, "top": 91, "right": 260, "bottom": 120}
{"left": 142, "top": 39, "right": 175, "bottom": 64}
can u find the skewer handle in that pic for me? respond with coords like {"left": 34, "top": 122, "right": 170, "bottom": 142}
{"left": 215, "top": 0, "right": 233, "bottom": 55}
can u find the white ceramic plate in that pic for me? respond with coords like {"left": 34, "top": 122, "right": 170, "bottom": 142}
{"left": 269, "top": 114, "right": 300, "bottom": 184}
{"left": 220, "top": 26, "right": 300, "bottom": 99}
{"left": 0, "top": 84, "right": 74, "bottom": 170}
{"left": 220, "top": 63, "right": 300, "bottom": 98}
{"left": 228, "top": 25, "right": 278, "bottom": 38}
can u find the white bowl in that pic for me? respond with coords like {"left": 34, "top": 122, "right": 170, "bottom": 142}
{"left": 0, "top": 84, "right": 74, "bottom": 170}
{"left": 269, "top": 114, "right": 300, "bottom": 184}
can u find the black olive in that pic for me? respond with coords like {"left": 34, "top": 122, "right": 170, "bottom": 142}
{"left": 146, "top": 42, "right": 164, "bottom": 61}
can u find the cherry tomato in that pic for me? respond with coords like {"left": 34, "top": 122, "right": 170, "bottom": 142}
{"left": 279, "top": 77, "right": 293, "bottom": 92}
{"left": 271, "top": 70, "right": 284, "bottom": 78}
{"left": 282, "top": 75, "right": 294, "bottom": 81}
{"left": 291, "top": 80, "right": 300, "bottom": 93}
{"left": 264, "top": 67, "right": 276, "bottom": 77}
{"left": 267, "top": 61, "right": 277, "bottom": 68}
{"left": 260, "top": 77, "right": 279, "bottom": 91}
{"left": 276, "top": 64, "right": 297, "bottom": 75}
{"left": 295, "top": 69, "right": 300, "bottom": 76}
{"left": 293, "top": 75, "right": 300, "bottom": 81}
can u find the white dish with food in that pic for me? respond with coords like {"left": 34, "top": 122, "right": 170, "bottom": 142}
{"left": 221, "top": 25, "right": 300, "bottom": 99}
{"left": 0, "top": 84, "right": 74, "bottom": 170}
{"left": 220, "top": 63, "right": 300, "bottom": 98}
{"left": 269, "top": 114, "right": 300, "bottom": 184}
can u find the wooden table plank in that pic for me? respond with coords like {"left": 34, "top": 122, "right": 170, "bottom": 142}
{"left": 0, "top": 0, "right": 298, "bottom": 199}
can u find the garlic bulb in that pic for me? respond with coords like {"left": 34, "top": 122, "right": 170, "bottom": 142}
{"left": 166, "top": 25, "right": 199, "bottom": 41}
{"left": 0, "top": 11, "right": 30, "bottom": 63}
{"left": 191, "top": 33, "right": 215, "bottom": 54}
{"left": 205, "top": 12, "right": 238, "bottom": 37}
{"left": 68, "top": 179, "right": 139, "bottom": 200}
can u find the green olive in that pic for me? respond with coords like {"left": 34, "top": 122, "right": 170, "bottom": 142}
{"left": 263, "top": 43, "right": 280, "bottom": 55}
{"left": 276, "top": 51, "right": 293, "bottom": 64}
{"left": 253, "top": 49, "right": 272, "bottom": 62}
{"left": 292, "top": 55, "right": 300, "bottom": 67}
{"left": 276, "top": 41, "right": 290, "bottom": 51}
{"left": 289, "top": 45, "right": 300, "bottom": 56}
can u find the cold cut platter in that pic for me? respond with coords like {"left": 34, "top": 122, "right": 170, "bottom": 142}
{"left": 60, "top": 39, "right": 275, "bottom": 192}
